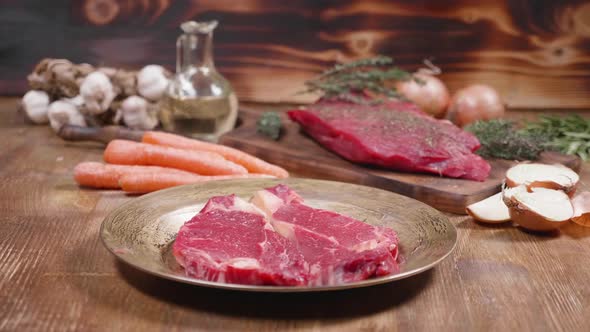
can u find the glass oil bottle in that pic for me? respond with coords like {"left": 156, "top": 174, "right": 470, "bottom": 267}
{"left": 161, "top": 20, "right": 238, "bottom": 142}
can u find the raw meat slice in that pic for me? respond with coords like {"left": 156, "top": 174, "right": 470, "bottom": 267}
{"left": 251, "top": 184, "right": 399, "bottom": 286}
{"left": 287, "top": 98, "right": 491, "bottom": 181}
{"left": 173, "top": 194, "right": 308, "bottom": 286}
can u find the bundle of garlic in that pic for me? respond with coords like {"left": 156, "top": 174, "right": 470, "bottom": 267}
{"left": 21, "top": 58, "right": 170, "bottom": 132}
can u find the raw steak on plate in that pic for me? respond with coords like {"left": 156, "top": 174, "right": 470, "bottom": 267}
{"left": 252, "top": 184, "right": 399, "bottom": 286}
{"left": 174, "top": 184, "right": 400, "bottom": 286}
{"left": 172, "top": 194, "right": 309, "bottom": 286}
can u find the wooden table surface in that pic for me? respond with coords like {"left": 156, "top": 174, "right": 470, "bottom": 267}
{"left": 2, "top": 97, "right": 590, "bottom": 331}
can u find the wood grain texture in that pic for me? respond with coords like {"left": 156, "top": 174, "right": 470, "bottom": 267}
{"left": 1, "top": 1, "right": 590, "bottom": 108}
{"left": 1, "top": 97, "right": 590, "bottom": 331}
{"left": 220, "top": 108, "right": 581, "bottom": 214}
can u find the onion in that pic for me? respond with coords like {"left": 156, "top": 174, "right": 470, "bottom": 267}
{"left": 446, "top": 84, "right": 505, "bottom": 127}
{"left": 466, "top": 192, "right": 511, "bottom": 224}
{"left": 571, "top": 191, "right": 590, "bottom": 227}
{"left": 505, "top": 163, "right": 579, "bottom": 197}
{"left": 503, "top": 185, "right": 573, "bottom": 232}
{"left": 395, "top": 73, "right": 450, "bottom": 118}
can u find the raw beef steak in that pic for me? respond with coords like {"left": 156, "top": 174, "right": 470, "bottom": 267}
{"left": 173, "top": 194, "right": 309, "bottom": 286}
{"left": 287, "top": 98, "right": 491, "bottom": 181}
{"left": 251, "top": 184, "right": 399, "bottom": 286}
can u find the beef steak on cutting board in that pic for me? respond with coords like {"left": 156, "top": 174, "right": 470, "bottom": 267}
{"left": 288, "top": 98, "right": 490, "bottom": 181}
{"left": 220, "top": 108, "right": 581, "bottom": 214}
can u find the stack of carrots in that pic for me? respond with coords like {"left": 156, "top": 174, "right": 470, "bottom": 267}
{"left": 74, "top": 131, "right": 289, "bottom": 194}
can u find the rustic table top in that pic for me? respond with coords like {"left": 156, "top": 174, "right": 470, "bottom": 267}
{"left": 1, "top": 97, "right": 590, "bottom": 331}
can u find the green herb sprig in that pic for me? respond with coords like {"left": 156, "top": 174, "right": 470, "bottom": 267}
{"left": 300, "top": 56, "right": 415, "bottom": 104}
{"left": 465, "top": 119, "right": 546, "bottom": 160}
{"left": 256, "top": 112, "right": 282, "bottom": 140}
{"left": 466, "top": 115, "right": 590, "bottom": 161}
{"left": 522, "top": 114, "right": 590, "bottom": 161}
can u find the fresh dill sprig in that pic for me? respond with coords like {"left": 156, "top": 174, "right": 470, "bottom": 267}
{"left": 300, "top": 56, "right": 415, "bottom": 104}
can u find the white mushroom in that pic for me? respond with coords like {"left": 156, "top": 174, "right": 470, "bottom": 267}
{"left": 80, "top": 71, "right": 116, "bottom": 115}
{"left": 48, "top": 99, "right": 86, "bottom": 132}
{"left": 21, "top": 90, "right": 50, "bottom": 124}
{"left": 117, "top": 95, "right": 159, "bottom": 130}
{"left": 137, "top": 65, "right": 169, "bottom": 101}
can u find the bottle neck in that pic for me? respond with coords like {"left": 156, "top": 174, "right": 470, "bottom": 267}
{"left": 177, "top": 31, "right": 214, "bottom": 73}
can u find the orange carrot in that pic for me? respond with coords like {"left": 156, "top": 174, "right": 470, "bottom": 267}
{"left": 74, "top": 162, "right": 197, "bottom": 189}
{"left": 104, "top": 139, "right": 248, "bottom": 176}
{"left": 142, "top": 131, "right": 289, "bottom": 178}
{"left": 119, "top": 173, "right": 275, "bottom": 193}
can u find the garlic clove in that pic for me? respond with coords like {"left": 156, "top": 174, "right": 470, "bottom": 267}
{"left": 80, "top": 71, "right": 116, "bottom": 115}
{"left": 137, "top": 65, "right": 169, "bottom": 101}
{"left": 48, "top": 100, "right": 87, "bottom": 132}
{"left": 65, "top": 95, "right": 84, "bottom": 108}
{"left": 21, "top": 90, "right": 50, "bottom": 124}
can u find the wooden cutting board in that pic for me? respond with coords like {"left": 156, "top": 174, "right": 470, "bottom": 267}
{"left": 220, "top": 108, "right": 581, "bottom": 214}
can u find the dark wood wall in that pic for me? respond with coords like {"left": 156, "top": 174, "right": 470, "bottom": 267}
{"left": 1, "top": 0, "right": 590, "bottom": 109}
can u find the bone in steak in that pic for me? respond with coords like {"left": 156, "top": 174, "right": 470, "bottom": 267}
{"left": 172, "top": 194, "right": 309, "bottom": 286}
{"left": 287, "top": 98, "right": 491, "bottom": 181}
{"left": 251, "top": 184, "right": 399, "bottom": 286}
{"left": 173, "top": 185, "right": 400, "bottom": 286}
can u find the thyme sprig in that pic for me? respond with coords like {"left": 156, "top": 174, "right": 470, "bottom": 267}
{"left": 300, "top": 56, "right": 415, "bottom": 104}
{"left": 465, "top": 120, "right": 546, "bottom": 160}
{"left": 465, "top": 115, "right": 590, "bottom": 161}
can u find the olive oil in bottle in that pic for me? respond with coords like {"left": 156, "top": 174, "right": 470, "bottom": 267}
{"left": 161, "top": 20, "right": 238, "bottom": 142}
{"left": 161, "top": 94, "right": 238, "bottom": 142}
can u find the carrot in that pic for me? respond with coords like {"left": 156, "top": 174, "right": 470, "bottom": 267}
{"left": 119, "top": 173, "right": 275, "bottom": 193}
{"left": 142, "top": 131, "right": 289, "bottom": 178}
{"left": 104, "top": 140, "right": 248, "bottom": 176}
{"left": 74, "top": 162, "right": 196, "bottom": 189}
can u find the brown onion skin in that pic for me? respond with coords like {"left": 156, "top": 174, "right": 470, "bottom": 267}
{"left": 572, "top": 192, "right": 590, "bottom": 227}
{"left": 446, "top": 84, "right": 505, "bottom": 127}
{"left": 503, "top": 196, "right": 571, "bottom": 232}
{"left": 395, "top": 73, "right": 450, "bottom": 118}
{"left": 572, "top": 214, "right": 590, "bottom": 227}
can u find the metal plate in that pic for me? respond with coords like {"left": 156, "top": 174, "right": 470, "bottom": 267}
{"left": 100, "top": 178, "right": 457, "bottom": 292}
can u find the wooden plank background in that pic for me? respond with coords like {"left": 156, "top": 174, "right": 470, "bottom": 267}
{"left": 0, "top": 0, "right": 590, "bottom": 108}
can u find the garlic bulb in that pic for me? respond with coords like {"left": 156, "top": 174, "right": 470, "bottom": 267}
{"left": 137, "top": 65, "right": 168, "bottom": 101}
{"left": 65, "top": 95, "right": 84, "bottom": 108}
{"left": 117, "top": 95, "right": 159, "bottom": 130}
{"left": 80, "top": 71, "right": 116, "bottom": 115}
{"left": 21, "top": 90, "right": 50, "bottom": 124}
{"left": 48, "top": 100, "right": 87, "bottom": 132}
